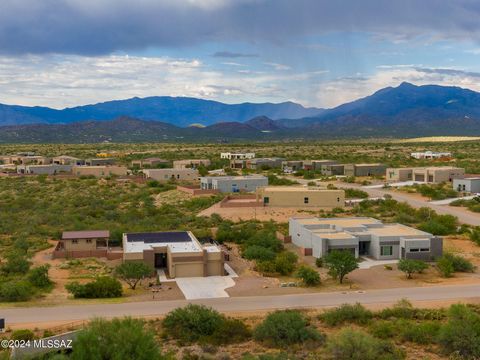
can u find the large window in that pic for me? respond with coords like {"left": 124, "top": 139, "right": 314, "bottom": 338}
{"left": 380, "top": 245, "right": 393, "bottom": 256}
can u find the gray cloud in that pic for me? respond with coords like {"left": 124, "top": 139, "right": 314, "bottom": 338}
{"left": 1, "top": 0, "right": 480, "bottom": 55}
{"left": 212, "top": 51, "right": 258, "bottom": 58}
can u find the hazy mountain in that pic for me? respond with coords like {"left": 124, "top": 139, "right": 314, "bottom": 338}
{"left": 245, "top": 116, "right": 284, "bottom": 131}
{"left": 0, "top": 97, "right": 322, "bottom": 127}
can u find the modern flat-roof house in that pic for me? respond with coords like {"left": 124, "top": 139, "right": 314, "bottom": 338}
{"left": 303, "top": 160, "right": 338, "bottom": 171}
{"left": 72, "top": 166, "right": 128, "bottom": 178}
{"left": 246, "top": 157, "right": 285, "bottom": 170}
{"left": 344, "top": 163, "right": 386, "bottom": 177}
{"left": 282, "top": 160, "right": 304, "bottom": 173}
{"left": 411, "top": 151, "right": 452, "bottom": 160}
{"left": 131, "top": 158, "right": 170, "bottom": 168}
{"left": 320, "top": 164, "right": 345, "bottom": 176}
{"left": 85, "top": 158, "right": 116, "bottom": 166}
{"left": 52, "top": 156, "right": 85, "bottom": 166}
{"left": 53, "top": 230, "right": 111, "bottom": 259}
{"left": 256, "top": 186, "right": 345, "bottom": 208}
{"left": 289, "top": 217, "right": 442, "bottom": 260}
{"left": 173, "top": 159, "right": 211, "bottom": 169}
{"left": 122, "top": 231, "right": 224, "bottom": 278}
{"left": 17, "top": 164, "right": 72, "bottom": 175}
{"left": 220, "top": 152, "right": 255, "bottom": 160}
{"left": 453, "top": 177, "right": 480, "bottom": 193}
{"left": 142, "top": 168, "right": 199, "bottom": 182}
{"left": 386, "top": 166, "right": 465, "bottom": 183}
{"left": 201, "top": 175, "right": 268, "bottom": 193}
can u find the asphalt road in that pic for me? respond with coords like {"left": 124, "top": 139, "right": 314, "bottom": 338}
{"left": 2, "top": 284, "right": 480, "bottom": 325}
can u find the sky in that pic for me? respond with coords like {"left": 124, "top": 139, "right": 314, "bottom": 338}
{"left": 2, "top": 0, "right": 480, "bottom": 109}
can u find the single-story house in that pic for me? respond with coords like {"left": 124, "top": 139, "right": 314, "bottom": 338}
{"left": 245, "top": 157, "right": 285, "bottom": 170}
{"left": 201, "top": 175, "right": 268, "bottom": 193}
{"left": 453, "top": 177, "right": 480, "bottom": 193}
{"left": 85, "top": 158, "right": 116, "bottom": 166}
{"left": 220, "top": 152, "right": 255, "bottom": 160}
{"left": 344, "top": 163, "right": 386, "bottom": 177}
{"left": 72, "top": 166, "right": 128, "bottom": 178}
{"left": 173, "top": 159, "right": 211, "bottom": 169}
{"left": 16, "top": 164, "right": 72, "bottom": 175}
{"left": 256, "top": 186, "right": 345, "bottom": 208}
{"left": 131, "top": 158, "right": 170, "bottom": 168}
{"left": 52, "top": 156, "right": 85, "bottom": 166}
{"left": 289, "top": 216, "right": 442, "bottom": 260}
{"left": 122, "top": 231, "right": 224, "bottom": 278}
{"left": 303, "top": 160, "right": 338, "bottom": 171}
{"left": 411, "top": 151, "right": 452, "bottom": 160}
{"left": 53, "top": 230, "right": 111, "bottom": 259}
{"left": 386, "top": 166, "right": 465, "bottom": 183}
{"left": 142, "top": 168, "right": 199, "bottom": 182}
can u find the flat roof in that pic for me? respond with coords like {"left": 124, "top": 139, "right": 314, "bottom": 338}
{"left": 123, "top": 231, "right": 205, "bottom": 254}
{"left": 260, "top": 186, "right": 339, "bottom": 192}
{"left": 366, "top": 224, "right": 429, "bottom": 237}
{"left": 203, "top": 175, "right": 266, "bottom": 181}
{"left": 311, "top": 230, "right": 356, "bottom": 240}
{"left": 62, "top": 230, "right": 110, "bottom": 240}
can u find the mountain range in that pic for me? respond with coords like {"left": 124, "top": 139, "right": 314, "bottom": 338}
{"left": 1, "top": 82, "right": 480, "bottom": 142}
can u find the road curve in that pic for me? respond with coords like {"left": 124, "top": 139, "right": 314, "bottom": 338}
{"left": 2, "top": 284, "right": 480, "bottom": 325}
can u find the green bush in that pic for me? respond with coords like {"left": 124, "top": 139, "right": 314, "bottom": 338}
{"left": 256, "top": 260, "right": 277, "bottom": 274}
{"left": 1, "top": 252, "right": 31, "bottom": 275}
{"left": 65, "top": 276, "right": 123, "bottom": 298}
{"left": 418, "top": 215, "right": 457, "bottom": 235}
{"left": 437, "top": 256, "right": 454, "bottom": 278}
{"left": 114, "top": 262, "right": 153, "bottom": 290}
{"left": 368, "top": 320, "right": 400, "bottom": 339}
{"left": 324, "top": 250, "right": 358, "bottom": 283}
{"left": 274, "top": 252, "right": 298, "bottom": 275}
{"left": 326, "top": 328, "right": 405, "bottom": 360}
{"left": 442, "top": 253, "right": 475, "bottom": 273}
{"left": 399, "top": 321, "right": 440, "bottom": 344}
{"left": 315, "top": 257, "right": 323, "bottom": 268}
{"left": 72, "top": 318, "right": 161, "bottom": 360}
{"left": 27, "top": 264, "right": 52, "bottom": 288}
{"left": 438, "top": 304, "right": 480, "bottom": 359}
{"left": 319, "top": 303, "right": 373, "bottom": 326}
{"left": 11, "top": 329, "right": 35, "bottom": 341}
{"left": 210, "top": 318, "right": 251, "bottom": 345}
{"left": 253, "top": 310, "right": 325, "bottom": 348}
{"left": 295, "top": 265, "right": 320, "bottom": 286}
{"left": 397, "top": 259, "right": 428, "bottom": 279}
{"left": 243, "top": 246, "right": 276, "bottom": 261}
{"left": 0, "top": 280, "right": 33, "bottom": 302}
{"left": 162, "top": 304, "right": 224, "bottom": 344}
{"left": 378, "top": 299, "right": 416, "bottom": 320}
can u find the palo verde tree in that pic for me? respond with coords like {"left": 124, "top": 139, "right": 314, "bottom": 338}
{"left": 397, "top": 259, "right": 428, "bottom": 279}
{"left": 324, "top": 250, "right": 359, "bottom": 284}
{"left": 114, "top": 262, "right": 154, "bottom": 290}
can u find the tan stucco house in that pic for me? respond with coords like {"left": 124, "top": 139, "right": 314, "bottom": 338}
{"left": 256, "top": 186, "right": 345, "bottom": 208}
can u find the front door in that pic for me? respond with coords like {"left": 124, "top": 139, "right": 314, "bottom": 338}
{"left": 154, "top": 253, "right": 167, "bottom": 268}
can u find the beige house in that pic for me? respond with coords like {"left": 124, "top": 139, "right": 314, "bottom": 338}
{"left": 122, "top": 231, "right": 224, "bottom": 278}
{"left": 53, "top": 230, "right": 111, "bottom": 259}
{"left": 386, "top": 166, "right": 465, "bottom": 183}
{"left": 142, "top": 168, "right": 199, "bottom": 182}
{"left": 52, "top": 155, "right": 85, "bottom": 166}
{"left": 16, "top": 164, "right": 72, "bottom": 175}
{"left": 256, "top": 186, "right": 345, "bottom": 208}
{"left": 131, "top": 158, "right": 170, "bottom": 168}
{"left": 85, "top": 158, "right": 116, "bottom": 166}
{"left": 173, "top": 159, "right": 211, "bottom": 169}
{"left": 72, "top": 165, "right": 128, "bottom": 178}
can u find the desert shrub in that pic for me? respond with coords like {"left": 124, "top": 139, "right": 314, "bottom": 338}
{"left": 437, "top": 256, "right": 454, "bottom": 278}
{"left": 368, "top": 320, "right": 400, "bottom": 339}
{"left": 315, "top": 257, "right": 323, "bottom": 268}
{"left": 344, "top": 188, "right": 369, "bottom": 199}
{"left": 162, "top": 304, "right": 224, "bottom": 344}
{"left": 0, "top": 280, "right": 33, "bottom": 302}
{"left": 256, "top": 260, "right": 277, "bottom": 274}
{"left": 27, "top": 264, "right": 52, "bottom": 288}
{"left": 1, "top": 252, "right": 31, "bottom": 275}
{"left": 397, "top": 259, "right": 428, "bottom": 279}
{"left": 326, "top": 328, "right": 405, "bottom": 360}
{"left": 10, "top": 329, "right": 35, "bottom": 341}
{"left": 274, "top": 251, "right": 298, "bottom": 275}
{"left": 253, "top": 310, "right": 325, "bottom": 348}
{"left": 399, "top": 321, "right": 440, "bottom": 344}
{"left": 295, "top": 265, "right": 320, "bottom": 286}
{"left": 418, "top": 215, "right": 457, "bottom": 235}
{"left": 210, "top": 318, "right": 251, "bottom": 345}
{"left": 65, "top": 276, "right": 122, "bottom": 298}
{"left": 243, "top": 246, "right": 276, "bottom": 262}
{"left": 72, "top": 318, "right": 161, "bottom": 360}
{"left": 438, "top": 304, "right": 480, "bottom": 359}
{"left": 319, "top": 303, "right": 373, "bottom": 326}
{"left": 378, "top": 299, "right": 416, "bottom": 320}
{"left": 442, "top": 253, "right": 475, "bottom": 273}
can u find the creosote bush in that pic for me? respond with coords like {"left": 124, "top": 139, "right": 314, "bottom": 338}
{"left": 319, "top": 303, "right": 373, "bottom": 326}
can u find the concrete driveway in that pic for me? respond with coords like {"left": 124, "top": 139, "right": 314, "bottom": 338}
{"left": 358, "top": 257, "right": 398, "bottom": 269}
{"left": 176, "top": 276, "right": 235, "bottom": 300}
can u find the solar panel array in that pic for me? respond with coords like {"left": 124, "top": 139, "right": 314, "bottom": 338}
{"left": 125, "top": 231, "right": 192, "bottom": 243}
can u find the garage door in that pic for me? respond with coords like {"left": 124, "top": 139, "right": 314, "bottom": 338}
{"left": 174, "top": 263, "right": 204, "bottom": 278}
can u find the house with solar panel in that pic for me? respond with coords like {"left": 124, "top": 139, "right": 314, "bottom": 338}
{"left": 122, "top": 231, "right": 224, "bottom": 278}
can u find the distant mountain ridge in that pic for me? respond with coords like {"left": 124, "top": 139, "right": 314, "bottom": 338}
{"left": 0, "top": 96, "right": 322, "bottom": 127}
{"left": 2, "top": 82, "right": 480, "bottom": 142}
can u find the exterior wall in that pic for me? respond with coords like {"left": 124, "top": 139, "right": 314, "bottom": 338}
{"left": 85, "top": 158, "right": 115, "bottom": 166}
{"left": 303, "top": 160, "right": 337, "bottom": 171}
{"left": 177, "top": 185, "right": 219, "bottom": 196}
{"left": 369, "top": 236, "right": 401, "bottom": 260}
{"left": 72, "top": 166, "right": 128, "bottom": 178}
{"left": 453, "top": 178, "right": 480, "bottom": 193}
{"left": 345, "top": 164, "right": 386, "bottom": 177}
{"left": 221, "top": 152, "right": 255, "bottom": 159}
{"left": 247, "top": 158, "right": 284, "bottom": 170}
{"left": 62, "top": 239, "right": 98, "bottom": 251}
{"left": 173, "top": 159, "right": 211, "bottom": 169}
{"left": 230, "top": 159, "right": 245, "bottom": 169}
{"left": 143, "top": 168, "right": 199, "bottom": 182}
{"left": 52, "top": 157, "right": 84, "bottom": 166}
{"left": 204, "top": 177, "right": 268, "bottom": 193}
{"left": 17, "top": 164, "right": 72, "bottom": 175}
{"left": 258, "top": 188, "right": 345, "bottom": 208}
{"left": 321, "top": 164, "right": 345, "bottom": 176}
{"left": 386, "top": 168, "right": 412, "bottom": 182}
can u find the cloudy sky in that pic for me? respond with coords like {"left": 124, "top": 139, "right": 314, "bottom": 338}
{"left": 2, "top": 0, "right": 480, "bottom": 109}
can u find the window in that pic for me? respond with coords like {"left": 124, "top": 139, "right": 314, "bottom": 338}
{"left": 86, "top": 239, "right": 92, "bottom": 244}
{"left": 304, "top": 197, "right": 309, "bottom": 204}
{"left": 380, "top": 245, "right": 393, "bottom": 256}
{"left": 72, "top": 239, "right": 78, "bottom": 244}
{"left": 420, "top": 248, "right": 430, "bottom": 252}
{"left": 263, "top": 197, "right": 269, "bottom": 204}
{"left": 409, "top": 248, "right": 419, "bottom": 252}
{"left": 337, "top": 197, "right": 340, "bottom": 202}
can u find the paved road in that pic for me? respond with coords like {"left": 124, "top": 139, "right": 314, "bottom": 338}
{"left": 286, "top": 177, "right": 480, "bottom": 226}
{"left": 2, "top": 284, "right": 480, "bottom": 325}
